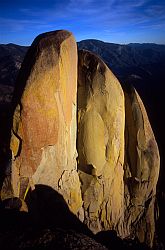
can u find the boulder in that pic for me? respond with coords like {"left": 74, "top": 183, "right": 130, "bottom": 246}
{"left": 77, "top": 50, "right": 125, "bottom": 233}
{"left": 10, "top": 30, "right": 83, "bottom": 216}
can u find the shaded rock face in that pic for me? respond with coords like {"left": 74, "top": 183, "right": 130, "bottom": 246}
{"left": 77, "top": 50, "right": 125, "bottom": 233}
{"left": 10, "top": 30, "right": 83, "bottom": 215}
{"left": 123, "top": 86, "right": 160, "bottom": 247}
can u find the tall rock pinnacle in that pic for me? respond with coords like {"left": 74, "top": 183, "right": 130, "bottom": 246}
{"left": 10, "top": 30, "right": 83, "bottom": 216}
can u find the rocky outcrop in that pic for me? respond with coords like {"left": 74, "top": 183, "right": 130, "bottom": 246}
{"left": 0, "top": 30, "right": 159, "bottom": 248}
{"left": 77, "top": 50, "right": 125, "bottom": 233}
{"left": 77, "top": 50, "right": 159, "bottom": 246}
{"left": 10, "top": 30, "right": 83, "bottom": 216}
{"left": 123, "top": 86, "right": 160, "bottom": 247}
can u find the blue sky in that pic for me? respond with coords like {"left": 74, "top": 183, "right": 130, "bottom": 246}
{"left": 0, "top": 0, "right": 165, "bottom": 45}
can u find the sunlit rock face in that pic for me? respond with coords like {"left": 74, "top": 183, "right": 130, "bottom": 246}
{"left": 123, "top": 86, "right": 160, "bottom": 247}
{"left": 10, "top": 30, "right": 83, "bottom": 216}
{"left": 77, "top": 50, "right": 160, "bottom": 247}
{"left": 6, "top": 30, "right": 160, "bottom": 248}
{"left": 77, "top": 50, "right": 125, "bottom": 234}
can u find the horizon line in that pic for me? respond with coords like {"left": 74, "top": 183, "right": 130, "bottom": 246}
{"left": 1, "top": 39, "right": 165, "bottom": 47}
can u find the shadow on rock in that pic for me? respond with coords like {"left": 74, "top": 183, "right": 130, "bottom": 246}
{"left": 0, "top": 184, "right": 99, "bottom": 250}
{"left": 0, "top": 197, "right": 30, "bottom": 231}
{"left": 25, "top": 184, "right": 93, "bottom": 236}
{"left": 0, "top": 185, "right": 155, "bottom": 250}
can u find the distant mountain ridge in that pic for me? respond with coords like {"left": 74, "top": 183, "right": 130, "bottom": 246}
{"left": 0, "top": 40, "right": 164, "bottom": 147}
{"left": 0, "top": 43, "right": 28, "bottom": 103}
{"left": 0, "top": 40, "right": 165, "bottom": 167}
{"left": 0, "top": 43, "right": 28, "bottom": 86}
{"left": 1, "top": 40, "right": 165, "bottom": 87}
{"left": 78, "top": 39, "right": 165, "bottom": 80}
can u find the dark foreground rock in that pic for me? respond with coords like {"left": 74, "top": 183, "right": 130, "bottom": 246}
{"left": 0, "top": 185, "right": 156, "bottom": 250}
{"left": 0, "top": 228, "right": 108, "bottom": 250}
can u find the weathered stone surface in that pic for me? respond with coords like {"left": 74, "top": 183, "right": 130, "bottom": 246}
{"left": 77, "top": 50, "right": 125, "bottom": 233}
{"left": 5, "top": 31, "right": 160, "bottom": 248}
{"left": 10, "top": 30, "right": 83, "bottom": 216}
{"left": 77, "top": 50, "right": 160, "bottom": 247}
{"left": 123, "top": 85, "right": 160, "bottom": 247}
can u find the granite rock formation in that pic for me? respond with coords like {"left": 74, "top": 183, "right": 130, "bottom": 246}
{"left": 77, "top": 50, "right": 160, "bottom": 247}
{"left": 77, "top": 50, "right": 125, "bottom": 234}
{"left": 0, "top": 30, "right": 160, "bottom": 247}
{"left": 123, "top": 86, "right": 160, "bottom": 247}
{"left": 10, "top": 30, "right": 83, "bottom": 216}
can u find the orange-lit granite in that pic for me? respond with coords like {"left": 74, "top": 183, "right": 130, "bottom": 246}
{"left": 10, "top": 30, "right": 83, "bottom": 215}
{"left": 77, "top": 50, "right": 159, "bottom": 247}
{"left": 77, "top": 50, "right": 125, "bottom": 234}
{"left": 7, "top": 30, "right": 160, "bottom": 248}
